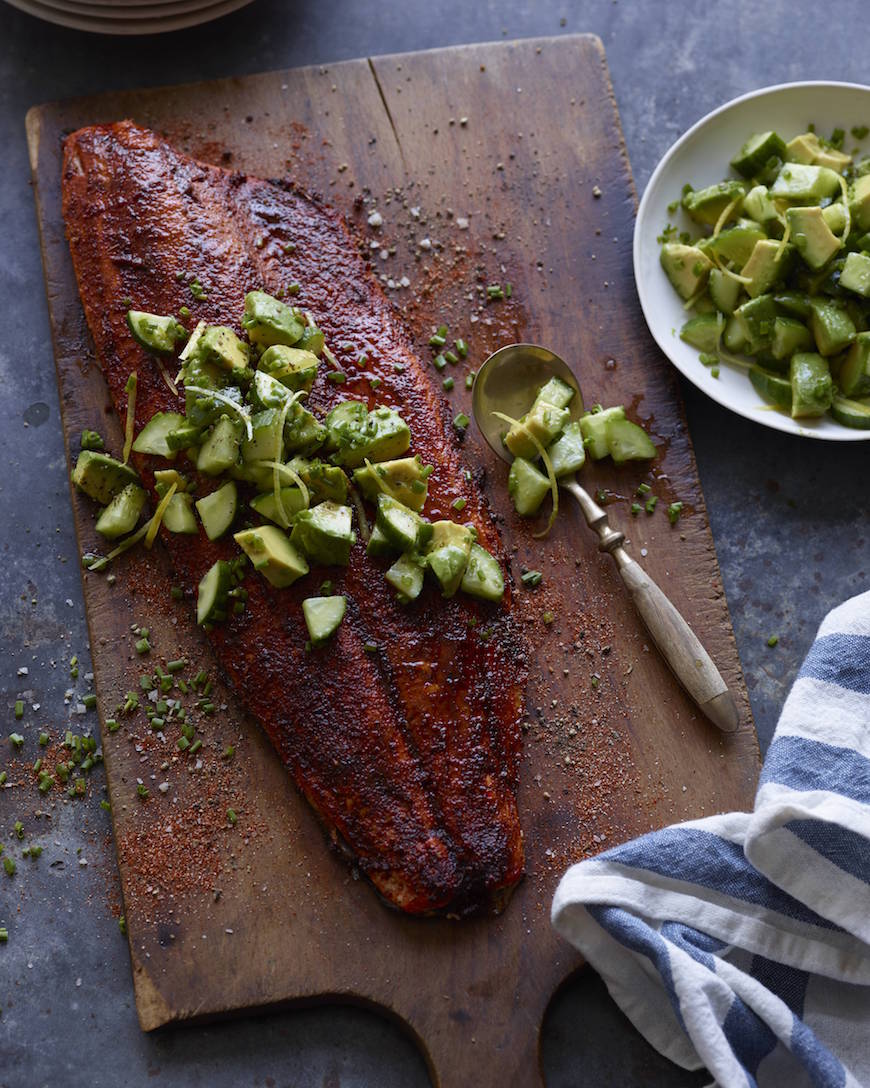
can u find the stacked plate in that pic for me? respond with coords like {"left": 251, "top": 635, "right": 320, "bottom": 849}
{"left": 3, "top": 0, "right": 253, "bottom": 34}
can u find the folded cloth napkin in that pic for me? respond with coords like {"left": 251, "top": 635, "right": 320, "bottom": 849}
{"left": 552, "top": 590, "right": 870, "bottom": 1088}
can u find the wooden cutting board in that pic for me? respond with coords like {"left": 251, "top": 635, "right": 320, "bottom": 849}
{"left": 26, "top": 35, "right": 760, "bottom": 1088}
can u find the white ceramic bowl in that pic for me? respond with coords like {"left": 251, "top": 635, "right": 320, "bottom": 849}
{"left": 634, "top": 81, "right": 870, "bottom": 441}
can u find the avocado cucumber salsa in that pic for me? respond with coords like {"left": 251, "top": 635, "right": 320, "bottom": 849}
{"left": 73, "top": 290, "right": 506, "bottom": 648}
{"left": 497, "top": 378, "right": 656, "bottom": 533}
{"left": 661, "top": 126, "right": 870, "bottom": 429}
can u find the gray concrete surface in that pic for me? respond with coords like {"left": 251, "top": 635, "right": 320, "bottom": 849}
{"left": 0, "top": 1, "right": 866, "bottom": 1085}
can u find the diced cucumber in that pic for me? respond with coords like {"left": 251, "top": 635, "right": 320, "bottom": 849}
{"left": 579, "top": 406, "right": 625, "bottom": 460}
{"left": 198, "top": 416, "right": 243, "bottom": 476}
{"left": 235, "top": 526, "right": 310, "bottom": 587}
{"left": 507, "top": 457, "right": 550, "bottom": 516}
{"left": 534, "top": 377, "right": 576, "bottom": 410}
{"left": 249, "top": 370, "right": 293, "bottom": 411}
{"left": 132, "top": 412, "right": 185, "bottom": 459}
{"left": 162, "top": 492, "right": 198, "bottom": 534}
{"left": 770, "top": 316, "right": 813, "bottom": 361}
{"left": 425, "top": 521, "right": 474, "bottom": 598}
{"left": 681, "top": 181, "right": 745, "bottom": 225}
{"left": 165, "top": 421, "right": 205, "bottom": 452}
{"left": 680, "top": 314, "right": 721, "bottom": 353}
{"left": 749, "top": 365, "right": 792, "bottom": 410}
{"left": 707, "top": 268, "right": 742, "bottom": 315}
{"left": 773, "top": 291, "right": 812, "bottom": 319}
{"left": 242, "top": 408, "right": 285, "bottom": 465}
{"left": 460, "top": 544, "right": 505, "bottom": 603}
{"left": 809, "top": 299, "right": 856, "bottom": 357}
{"left": 703, "top": 221, "right": 766, "bottom": 267}
{"left": 302, "top": 596, "right": 347, "bottom": 645}
{"left": 830, "top": 394, "right": 870, "bottom": 429}
{"left": 839, "top": 251, "right": 870, "bottom": 298}
{"left": 95, "top": 483, "right": 147, "bottom": 539}
{"left": 731, "top": 131, "right": 786, "bottom": 179}
{"left": 72, "top": 451, "right": 139, "bottom": 505}
{"left": 546, "top": 421, "right": 586, "bottom": 478}
{"left": 286, "top": 458, "right": 349, "bottom": 504}
{"left": 790, "top": 353, "right": 833, "bottom": 418}
{"left": 385, "top": 553, "right": 425, "bottom": 603}
{"left": 374, "top": 494, "right": 432, "bottom": 552}
{"left": 840, "top": 332, "right": 870, "bottom": 397}
{"left": 735, "top": 294, "right": 778, "bottom": 350}
{"left": 770, "top": 163, "right": 841, "bottom": 203}
{"left": 722, "top": 315, "right": 748, "bottom": 353}
{"left": 195, "top": 481, "right": 238, "bottom": 540}
{"left": 743, "top": 185, "right": 780, "bottom": 225}
{"left": 197, "top": 560, "right": 232, "bottom": 625}
{"left": 126, "top": 311, "right": 185, "bottom": 356}
{"left": 605, "top": 418, "right": 656, "bottom": 463}
{"left": 366, "top": 523, "right": 398, "bottom": 558}
{"left": 249, "top": 486, "right": 308, "bottom": 527}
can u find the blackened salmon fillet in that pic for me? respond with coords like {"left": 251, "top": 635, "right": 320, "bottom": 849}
{"left": 62, "top": 121, "right": 525, "bottom": 915}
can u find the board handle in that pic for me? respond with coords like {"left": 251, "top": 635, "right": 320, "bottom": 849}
{"left": 564, "top": 479, "right": 740, "bottom": 733}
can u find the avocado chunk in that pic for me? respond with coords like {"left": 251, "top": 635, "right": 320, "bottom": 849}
{"left": 131, "top": 411, "right": 186, "bottom": 460}
{"left": 809, "top": 299, "right": 856, "bottom": 356}
{"left": 165, "top": 420, "right": 205, "bottom": 452}
{"left": 770, "top": 163, "right": 841, "bottom": 203}
{"left": 352, "top": 455, "right": 432, "bottom": 512}
{"left": 839, "top": 251, "right": 870, "bottom": 298}
{"left": 740, "top": 239, "right": 793, "bottom": 298}
{"left": 840, "top": 332, "right": 870, "bottom": 397}
{"left": 126, "top": 311, "right": 186, "bottom": 356}
{"left": 731, "top": 131, "right": 787, "bottom": 179}
{"left": 197, "top": 326, "right": 250, "bottom": 373}
{"left": 234, "top": 525, "right": 310, "bottom": 587}
{"left": 241, "top": 408, "right": 285, "bottom": 465}
{"left": 297, "top": 325, "right": 325, "bottom": 357}
{"left": 742, "top": 185, "right": 780, "bottom": 226}
{"left": 154, "top": 468, "right": 188, "bottom": 495}
{"left": 785, "top": 206, "right": 842, "bottom": 270}
{"left": 460, "top": 544, "right": 504, "bottom": 604}
{"left": 282, "top": 400, "right": 328, "bottom": 457}
{"left": 849, "top": 175, "right": 870, "bottom": 232}
{"left": 242, "top": 291, "right": 305, "bottom": 348}
{"left": 702, "top": 219, "right": 766, "bottom": 267}
{"left": 735, "top": 294, "right": 779, "bottom": 350}
{"left": 707, "top": 269, "right": 742, "bottom": 315}
{"left": 660, "top": 243, "right": 713, "bottom": 301}
{"left": 605, "top": 418, "right": 656, "bottom": 463}
{"left": 722, "top": 314, "right": 748, "bottom": 353}
{"left": 195, "top": 481, "right": 238, "bottom": 540}
{"left": 80, "top": 429, "right": 105, "bottom": 452}
{"left": 680, "top": 314, "right": 721, "bottom": 353}
{"left": 197, "top": 560, "right": 232, "bottom": 625}
{"left": 821, "top": 202, "right": 848, "bottom": 235}
{"left": 374, "top": 494, "right": 433, "bottom": 552}
{"left": 366, "top": 523, "right": 398, "bottom": 558}
{"left": 72, "top": 451, "right": 139, "bottom": 505}
{"left": 290, "top": 501, "right": 355, "bottom": 566}
{"left": 785, "top": 132, "right": 819, "bottom": 165}
{"left": 508, "top": 457, "right": 550, "bottom": 516}
{"left": 285, "top": 458, "right": 348, "bottom": 504}
{"left": 749, "top": 365, "right": 792, "bottom": 410}
{"left": 504, "top": 378, "right": 574, "bottom": 459}
{"left": 249, "top": 486, "right": 307, "bottom": 527}
{"left": 533, "top": 377, "right": 576, "bottom": 410}
{"left": 790, "top": 352, "right": 833, "bottom": 418}
{"left": 385, "top": 553, "right": 426, "bottom": 603}
{"left": 325, "top": 403, "right": 411, "bottom": 468}
{"left": 95, "top": 483, "right": 147, "bottom": 539}
{"left": 425, "top": 521, "right": 474, "bottom": 598}
{"left": 545, "top": 420, "right": 586, "bottom": 478}
{"left": 249, "top": 370, "right": 293, "bottom": 411}
{"left": 197, "top": 416, "right": 243, "bottom": 476}
{"left": 773, "top": 290, "right": 812, "bottom": 319}
{"left": 681, "top": 181, "right": 745, "bottom": 225}
{"left": 578, "top": 406, "right": 625, "bottom": 460}
{"left": 162, "top": 492, "right": 198, "bottom": 535}
{"left": 302, "top": 596, "right": 347, "bottom": 645}
{"left": 258, "top": 345, "right": 319, "bottom": 392}
{"left": 770, "top": 316, "right": 813, "bottom": 361}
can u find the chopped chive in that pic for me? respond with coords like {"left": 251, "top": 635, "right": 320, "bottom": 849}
{"left": 542, "top": 611, "right": 555, "bottom": 625}
{"left": 177, "top": 736, "right": 190, "bottom": 752}
{"left": 201, "top": 703, "right": 215, "bottom": 716}
{"left": 32, "top": 758, "right": 42, "bottom": 774}
{"left": 38, "top": 732, "right": 49, "bottom": 747}
{"left": 100, "top": 799, "right": 111, "bottom": 811}
{"left": 520, "top": 570, "right": 543, "bottom": 588}
{"left": 105, "top": 718, "right": 119, "bottom": 733}
{"left": 370, "top": 376, "right": 382, "bottom": 389}
{"left": 150, "top": 718, "right": 165, "bottom": 731}
{"left": 83, "top": 694, "right": 97, "bottom": 710}
{"left": 443, "top": 377, "right": 455, "bottom": 391}
{"left": 287, "top": 282, "right": 301, "bottom": 296}
{"left": 227, "top": 808, "right": 238, "bottom": 826}
{"left": 0, "top": 772, "right": 6, "bottom": 786}
{"left": 170, "top": 586, "right": 184, "bottom": 601}
{"left": 450, "top": 497, "right": 467, "bottom": 512}
{"left": 14, "top": 821, "right": 23, "bottom": 839}
{"left": 465, "top": 370, "right": 476, "bottom": 389}
{"left": 444, "top": 350, "right": 459, "bottom": 365}
{"left": 166, "top": 659, "right": 186, "bottom": 673}
{"left": 767, "top": 635, "right": 779, "bottom": 648}
{"left": 326, "top": 371, "right": 347, "bottom": 383}
{"left": 630, "top": 502, "right": 642, "bottom": 516}
{"left": 453, "top": 413, "right": 470, "bottom": 431}
{"left": 136, "top": 784, "right": 149, "bottom": 799}
{"left": 135, "top": 638, "right": 151, "bottom": 655}
{"left": 645, "top": 496, "right": 658, "bottom": 514}
{"left": 505, "top": 282, "right": 513, "bottom": 298}
{"left": 3, "top": 857, "right": 15, "bottom": 877}
{"left": 429, "top": 333, "right": 447, "bottom": 348}
{"left": 14, "top": 701, "right": 23, "bottom": 720}
{"left": 486, "top": 284, "right": 504, "bottom": 300}
{"left": 636, "top": 483, "right": 651, "bottom": 495}
{"left": 222, "top": 745, "right": 235, "bottom": 760}
{"left": 433, "top": 354, "right": 447, "bottom": 371}
{"left": 189, "top": 739, "right": 202, "bottom": 755}
{"left": 667, "top": 501, "right": 684, "bottom": 525}
{"left": 455, "top": 338, "right": 468, "bottom": 358}
{"left": 9, "top": 734, "right": 23, "bottom": 750}
{"left": 0, "top": 928, "right": 7, "bottom": 941}
{"left": 363, "top": 641, "right": 378, "bottom": 653}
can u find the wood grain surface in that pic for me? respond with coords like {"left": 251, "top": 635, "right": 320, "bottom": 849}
{"left": 26, "top": 35, "right": 760, "bottom": 1088}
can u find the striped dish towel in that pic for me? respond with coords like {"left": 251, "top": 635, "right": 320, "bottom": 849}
{"left": 552, "top": 590, "right": 870, "bottom": 1088}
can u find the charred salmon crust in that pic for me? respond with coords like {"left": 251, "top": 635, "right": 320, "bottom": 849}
{"left": 61, "top": 120, "right": 526, "bottom": 916}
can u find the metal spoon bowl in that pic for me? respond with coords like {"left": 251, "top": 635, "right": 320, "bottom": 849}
{"left": 471, "top": 342, "right": 740, "bottom": 734}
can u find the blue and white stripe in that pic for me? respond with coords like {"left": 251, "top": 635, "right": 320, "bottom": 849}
{"left": 552, "top": 591, "right": 870, "bottom": 1088}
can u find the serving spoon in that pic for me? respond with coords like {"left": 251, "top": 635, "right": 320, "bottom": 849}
{"left": 472, "top": 343, "right": 740, "bottom": 734}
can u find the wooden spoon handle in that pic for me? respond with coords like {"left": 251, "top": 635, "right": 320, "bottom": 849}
{"left": 564, "top": 479, "right": 740, "bottom": 733}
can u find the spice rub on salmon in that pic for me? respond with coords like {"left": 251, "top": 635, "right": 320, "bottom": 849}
{"left": 61, "top": 121, "right": 525, "bottom": 915}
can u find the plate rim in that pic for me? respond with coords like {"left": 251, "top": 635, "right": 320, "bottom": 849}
{"left": 634, "top": 79, "right": 870, "bottom": 442}
{"left": 3, "top": 0, "right": 253, "bottom": 32}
